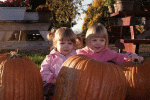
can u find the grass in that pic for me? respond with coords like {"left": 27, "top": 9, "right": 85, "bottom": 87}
{"left": 20, "top": 53, "right": 46, "bottom": 70}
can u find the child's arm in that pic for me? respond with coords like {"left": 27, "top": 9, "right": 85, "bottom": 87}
{"left": 113, "top": 51, "right": 144, "bottom": 65}
{"left": 40, "top": 55, "right": 55, "bottom": 83}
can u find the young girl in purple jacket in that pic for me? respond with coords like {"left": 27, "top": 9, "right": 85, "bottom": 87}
{"left": 40, "top": 27, "right": 81, "bottom": 100}
{"left": 76, "top": 23, "right": 144, "bottom": 65}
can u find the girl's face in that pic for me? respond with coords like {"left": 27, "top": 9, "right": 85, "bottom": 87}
{"left": 89, "top": 37, "right": 106, "bottom": 53}
{"left": 56, "top": 39, "right": 74, "bottom": 56}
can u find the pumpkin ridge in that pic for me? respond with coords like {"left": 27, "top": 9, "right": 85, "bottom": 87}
{"left": 106, "top": 64, "right": 117, "bottom": 100}
{"left": 72, "top": 59, "right": 88, "bottom": 99}
{"left": 95, "top": 61, "right": 104, "bottom": 99}
{"left": 15, "top": 58, "right": 24, "bottom": 100}
{"left": 116, "top": 64, "right": 124, "bottom": 99}
{"left": 24, "top": 58, "right": 32, "bottom": 99}
{"left": 24, "top": 57, "right": 38, "bottom": 99}
{"left": 64, "top": 56, "right": 85, "bottom": 100}
{"left": 19, "top": 59, "right": 25, "bottom": 100}
{"left": 104, "top": 65, "right": 115, "bottom": 99}
{"left": 78, "top": 59, "right": 93, "bottom": 100}
{"left": 26, "top": 58, "right": 35, "bottom": 99}
{"left": 87, "top": 60, "right": 104, "bottom": 100}
{"left": 73, "top": 59, "right": 89, "bottom": 99}
{"left": 7, "top": 59, "right": 15, "bottom": 99}
{"left": 69, "top": 55, "right": 91, "bottom": 100}
{"left": 54, "top": 56, "right": 79, "bottom": 100}
{"left": 84, "top": 59, "right": 96, "bottom": 100}
{"left": 14, "top": 58, "right": 21, "bottom": 99}
{"left": 110, "top": 63, "right": 126, "bottom": 99}
{"left": 71, "top": 58, "right": 91, "bottom": 100}
{"left": 107, "top": 71, "right": 115, "bottom": 100}
{"left": 23, "top": 57, "right": 43, "bottom": 100}
{"left": 135, "top": 65, "right": 149, "bottom": 98}
{"left": 133, "top": 67, "right": 141, "bottom": 95}
{"left": 98, "top": 63, "right": 110, "bottom": 99}
{"left": 96, "top": 62, "right": 105, "bottom": 99}
{"left": 32, "top": 60, "right": 44, "bottom": 100}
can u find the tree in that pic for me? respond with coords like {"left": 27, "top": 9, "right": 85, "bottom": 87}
{"left": 45, "top": 0, "right": 83, "bottom": 29}
{"left": 82, "top": 0, "right": 108, "bottom": 34}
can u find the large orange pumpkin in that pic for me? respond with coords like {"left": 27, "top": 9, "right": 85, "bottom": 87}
{"left": 119, "top": 58, "right": 150, "bottom": 100}
{"left": 54, "top": 55, "right": 126, "bottom": 100}
{"left": 0, "top": 51, "right": 43, "bottom": 100}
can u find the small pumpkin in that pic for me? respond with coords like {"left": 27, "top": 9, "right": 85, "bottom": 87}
{"left": 119, "top": 58, "right": 150, "bottom": 100}
{"left": 54, "top": 55, "right": 126, "bottom": 100}
{"left": 0, "top": 51, "right": 43, "bottom": 100}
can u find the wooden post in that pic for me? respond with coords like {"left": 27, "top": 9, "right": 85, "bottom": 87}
{"left": 16, "top": 30, "right": 22, "bottom": 53}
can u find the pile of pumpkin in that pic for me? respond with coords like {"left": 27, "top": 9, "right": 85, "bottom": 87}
{"left": 0, "top": 52, "right": 150, "bottom": 100}
{"left": 54, "top": 55, "right": 150, "bottom": 100}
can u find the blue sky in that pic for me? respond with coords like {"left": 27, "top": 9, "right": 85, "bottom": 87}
{"left": 71, "top": 0, "right": 93, "bottom": 34}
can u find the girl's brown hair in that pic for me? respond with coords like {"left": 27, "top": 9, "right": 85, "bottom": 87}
{"left": 49, "top": 27, "right": 82, "bottom": 50}
{"left": 85, "top": 23, "right": 108, "bottom": 47}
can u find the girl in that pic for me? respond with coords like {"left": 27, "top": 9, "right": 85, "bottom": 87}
{"left": 40, "top": 27, "right": 81, "bottom": 100}
{"left": 76, "top": 23, "right": 144, "bottom": 65}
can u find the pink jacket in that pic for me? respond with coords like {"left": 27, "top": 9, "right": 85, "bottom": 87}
{"left": 40, "top": 49, "right": 76, "bottom": 83}
{"left": 76, "top": 46, "right": 132, "bottom": 65}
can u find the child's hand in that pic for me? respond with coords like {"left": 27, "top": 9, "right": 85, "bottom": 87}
{"left": 128, "top": 53, "right": 144, "bottom": 64}
{"left": 43, "top": 81, "right": 47, "bottom": 85}
{"left": 51, "top": 78, "right": 56, "bottom": 84}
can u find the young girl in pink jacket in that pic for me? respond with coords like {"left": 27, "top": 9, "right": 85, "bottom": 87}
{"left": 76, "top": 23, "right": 144, "bottom": 65}
{"left": 40, "top": 27, "right": 81, "bottom": 99}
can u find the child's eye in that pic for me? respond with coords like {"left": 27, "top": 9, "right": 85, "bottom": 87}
{"left": 60, "top": 42, "right": 64, "bottom": 44}
{"left": 91, "top": 39, "right": 97, "bottom": 41}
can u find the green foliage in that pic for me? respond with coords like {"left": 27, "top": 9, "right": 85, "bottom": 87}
{"left": 82, "top": 0, "right": 109, "bottom": 34}
{"left": 104, "top": 0, "right": 116, "bottom": 6}
{"left": 42, "top": 0, "right": 83, "bottom": 29}
{"left": 20, "top": 53, "right": 46, "bottom": 70}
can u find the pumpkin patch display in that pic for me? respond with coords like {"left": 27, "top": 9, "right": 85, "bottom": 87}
{"left": 54, "top": 55, "right": 127, "bottom": 100}
{"left": 119, "top": 58, "right": 150, "bottom": 100}
{"left": 0, "top": 51, "right": 43, "bottom": 100}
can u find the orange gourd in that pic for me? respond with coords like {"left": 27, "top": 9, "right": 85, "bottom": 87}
{"left": 0, "top": 51, "right": 43, "bottom": 100}
{"left": 119, "top": 58, "right": 150, "bottom": 100}
{"left": 54, "top": 55, "right": 126, "bottom": 100}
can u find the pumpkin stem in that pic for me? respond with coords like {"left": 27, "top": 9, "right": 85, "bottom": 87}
{"left": 7, "top": 51, "right": 22, "bottom": 58}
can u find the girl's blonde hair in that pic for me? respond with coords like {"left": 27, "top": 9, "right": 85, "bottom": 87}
{"left": 85, "top": 23, "right": 108, "bottom": 47}
{"left": 50, "top": 27, "right": 82, "bottom": 50}
{"left": 47, "top": 27, "right": 56, "bottom": 41}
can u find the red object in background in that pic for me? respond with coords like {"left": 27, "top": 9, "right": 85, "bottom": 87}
{"left": 1, "top": 0, "right": 31, "bottom": 7}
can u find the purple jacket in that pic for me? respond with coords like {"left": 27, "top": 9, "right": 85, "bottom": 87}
{"left": 40, "top": 49, "right": 76, "bottom": 83}
{"left": 76, "top": 46, "right": 132, "bottom": 65}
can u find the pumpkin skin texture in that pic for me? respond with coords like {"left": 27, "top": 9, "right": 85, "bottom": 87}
{"left": 119, "top": 58, "right": 150, "bottom": 100}
{"left": 54, "top": 55, "right": 126, "bottom": 100}
{"left": 0, "top": 52, "right": 44, "bottom": 100}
